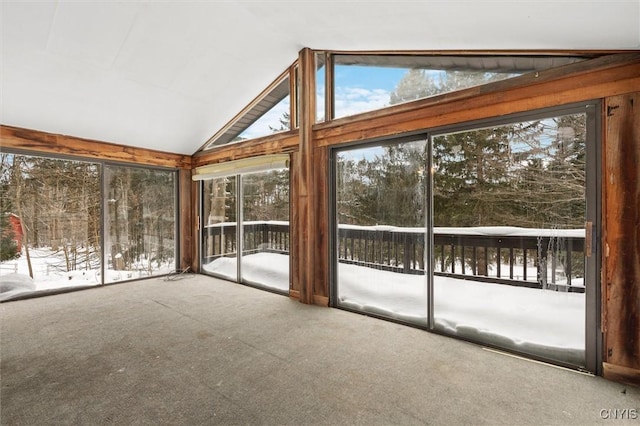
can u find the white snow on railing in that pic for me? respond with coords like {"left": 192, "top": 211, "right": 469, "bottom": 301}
{"left": 205, "top": 221, "right": 585, "bottom": 238}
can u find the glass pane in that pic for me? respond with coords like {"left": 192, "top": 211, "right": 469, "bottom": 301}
{"left": 104, "top": 166, "right": 176, "bottom": 283}
{"left": 202, "top": 176, "right": 237, "bottom": 281}
{"left": 236, "top": 96, "right": 290, "bottom": 141}
{"left": 241, "top": 169, "right": 290, "bottom": 292}
{"left": 204, "top": 75, "right": 291, "bottom": 148}
{"left": 333, "top": 63, "right": 404, "bottom": 118}
{"left": 335, "top": 140, "right": 428, "bottom": 325}
{"left": 432, "top": 113, "right": 587, "bottom": 366}
{"left": 333, "top": 55, "right": 525, "bottom": 119}
{"left": 1, "top": 153, "right": 101, "bottom": 300}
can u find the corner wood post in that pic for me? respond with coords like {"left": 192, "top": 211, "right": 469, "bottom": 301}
{"left": 295, "top": 48, "right": 317, "bottom": 304}
{"left": 603, "top": 92, "right": 640, "bottom": 384}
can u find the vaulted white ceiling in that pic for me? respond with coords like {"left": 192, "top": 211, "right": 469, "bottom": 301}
{"left": 1, "top": 1, "right": 639, "bottom": 155}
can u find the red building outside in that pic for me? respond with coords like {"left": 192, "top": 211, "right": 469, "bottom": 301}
{"left": 5, "top": 213, "right": 23, "bottom": 253}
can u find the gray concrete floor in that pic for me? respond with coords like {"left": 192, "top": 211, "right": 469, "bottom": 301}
{"left": 1, "top": 275, "right": 638, "bottom": 425}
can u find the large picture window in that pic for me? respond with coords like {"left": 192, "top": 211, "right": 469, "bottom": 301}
{"left": 0, "top": 152, "right": 179, "bottom": 301}
{"left": 331, "top": 55, "right": 585, "bottom": 120}
{"left": 104, "top": 165, "right": 177, "bottom": 283}
{"left": 0, "top": 153, "right": 101, "bottom": 299}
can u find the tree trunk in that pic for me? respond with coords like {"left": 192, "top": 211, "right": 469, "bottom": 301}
{"left": 13, "top": 157, "right": 33, "bottom": 278}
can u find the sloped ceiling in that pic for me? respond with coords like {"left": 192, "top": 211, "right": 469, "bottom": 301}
{"left": 1, "top": 1, "right": 639, "bottom": 156}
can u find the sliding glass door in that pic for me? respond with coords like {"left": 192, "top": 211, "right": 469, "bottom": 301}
{"left": 200, "top": 165, "right": 290, "bottom": 294}
{"left": 240, "top": 169, "right": 290, "bottom": 292}
{"left": 334, "top": 138, "right": 429, "bottom": 326}
{"left": 201, "top": 176, "right": 238, "bottom": 281}
{"left": 430, "top": 107, "right": 596, "bottom": 368}
{"left": 333, "top": 104, "right": 598, "bottom": 371}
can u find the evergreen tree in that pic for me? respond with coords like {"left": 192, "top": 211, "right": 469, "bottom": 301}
{"left": 389, "top": 69, "right": 437, "bottom": 104}
{"left": 337, "top": 142, "right": 427, "bottom": 228}
{"left": 356, "top": 144, "right": 426, "bottom": 227}
{"left": 390, "top": 69, "right": 514, "bottom": 105}
{"left": 432, "top": 126, "right": 513, "bottom": 227}
{"left": 243, "top": 169, "right": 289, "bottom": 221}
{"left": 354, "top": 68, "right": 586, "bottom": 231}
{"left": 269, "top": 112, "right": 291, "bottom": 133}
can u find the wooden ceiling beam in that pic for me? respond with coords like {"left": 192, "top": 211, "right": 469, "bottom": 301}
{"left": 0, "top": 125, "right": 191, "bottom": 169}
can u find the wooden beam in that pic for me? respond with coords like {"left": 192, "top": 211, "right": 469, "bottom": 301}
{"left": 289, "top": 151, "right": 301, "bottom": 295}
{"left": 295, "top": 47, "right": 317, "bottom": 304}
{"left": 192, "top": 131, "right": 298, "bottom": 168}
{"left": 603, "top": 92, "right": 640, "bottom": 373}
{"left": 191, "top": 177, "right": 199, "bottom": 273}
{"left": 0, "top": 125, "right": 191, "bottom": 169}
{"left": 178, "top": 169, "right": 193, "bottom": 271}
{"left": 314, "top": 146, "right": 329, "bottom": 299}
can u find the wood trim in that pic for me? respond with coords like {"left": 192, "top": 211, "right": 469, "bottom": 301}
{"left": 289, "top": 63, "right": 299, "bottom": 130}
{"left": 603, "top": 92, "right": 640, "bottom": 372}
{"left": 192, "top": 131, "right": 298, "bottom": 167}
{"left": 603, "top": 363, "right": 640, "bottom": 387}
{"left": 324, "top": 52, "right": 334, "bottom": 122}
{"left": 315, "top": 54, "right": 640, "bottom": 147}
{"left": 0, "top": 125, "right": 191, "bottom": 169}
{"left": 289, "top": 290, "right": 329, "bottom": 307}
{"left": 289, "top": 151, "right": 301, "bottom": 293}
{"left": 191, "top": 179, "right": 199, "bottom": 273}
{"left": 314, "top": 146, "right": 329, "bottom": 299}
{"left": 313, "top": 294, "right": 329, "bottom": 307}
{"left": 178, "top": 169, "right": 193, "bottom": 270}
{"left": 196, "top": 63, "right": 296, "bottom": 153}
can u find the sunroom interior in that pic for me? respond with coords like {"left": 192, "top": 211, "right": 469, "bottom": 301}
{"left": 1, "top": 0, "right": 639, "bottom": 400}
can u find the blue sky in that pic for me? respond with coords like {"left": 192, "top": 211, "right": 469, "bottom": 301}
{"left": 334, "top": 65, "right": 408, "bottom": 92}
{"left": 239, "top": 65, "right": 523, "bottom": 139}
{"left": 241, "top": 65, "right": 411, "bottom": 139}
{"left": 332, "top": 65, "right": 409, "bottom": 119}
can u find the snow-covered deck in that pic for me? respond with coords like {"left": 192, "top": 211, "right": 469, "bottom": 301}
{"left": 204, "top": 251, "right": 585, "bottom": 366}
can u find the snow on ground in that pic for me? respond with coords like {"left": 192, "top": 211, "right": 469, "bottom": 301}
{"left": 4, "top": 245, "right": 585, "bottom": 365}
{"left": 203, "top": 252, "right": 289, "bottom": 292}
{"left": 0, "top": 248, "right": 100, "bottom": 297}
{"left": 338, "top": 262, "right": 585, "bottom": 365}
{"left": 0, "top": 247, "right": 175, "bottom": 301}
{"left": 206, "top": 252, "right": 585, "bottom": 365}
{"left": 0, "top": 273, "right": 36, "bottom": 301}
{"left": 339, "top": 223, "right": 585, "bottom": 238}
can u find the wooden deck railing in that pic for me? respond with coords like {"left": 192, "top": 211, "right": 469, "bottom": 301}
{"left": 203, "top": 222, "right": 586, "bottom": 293}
